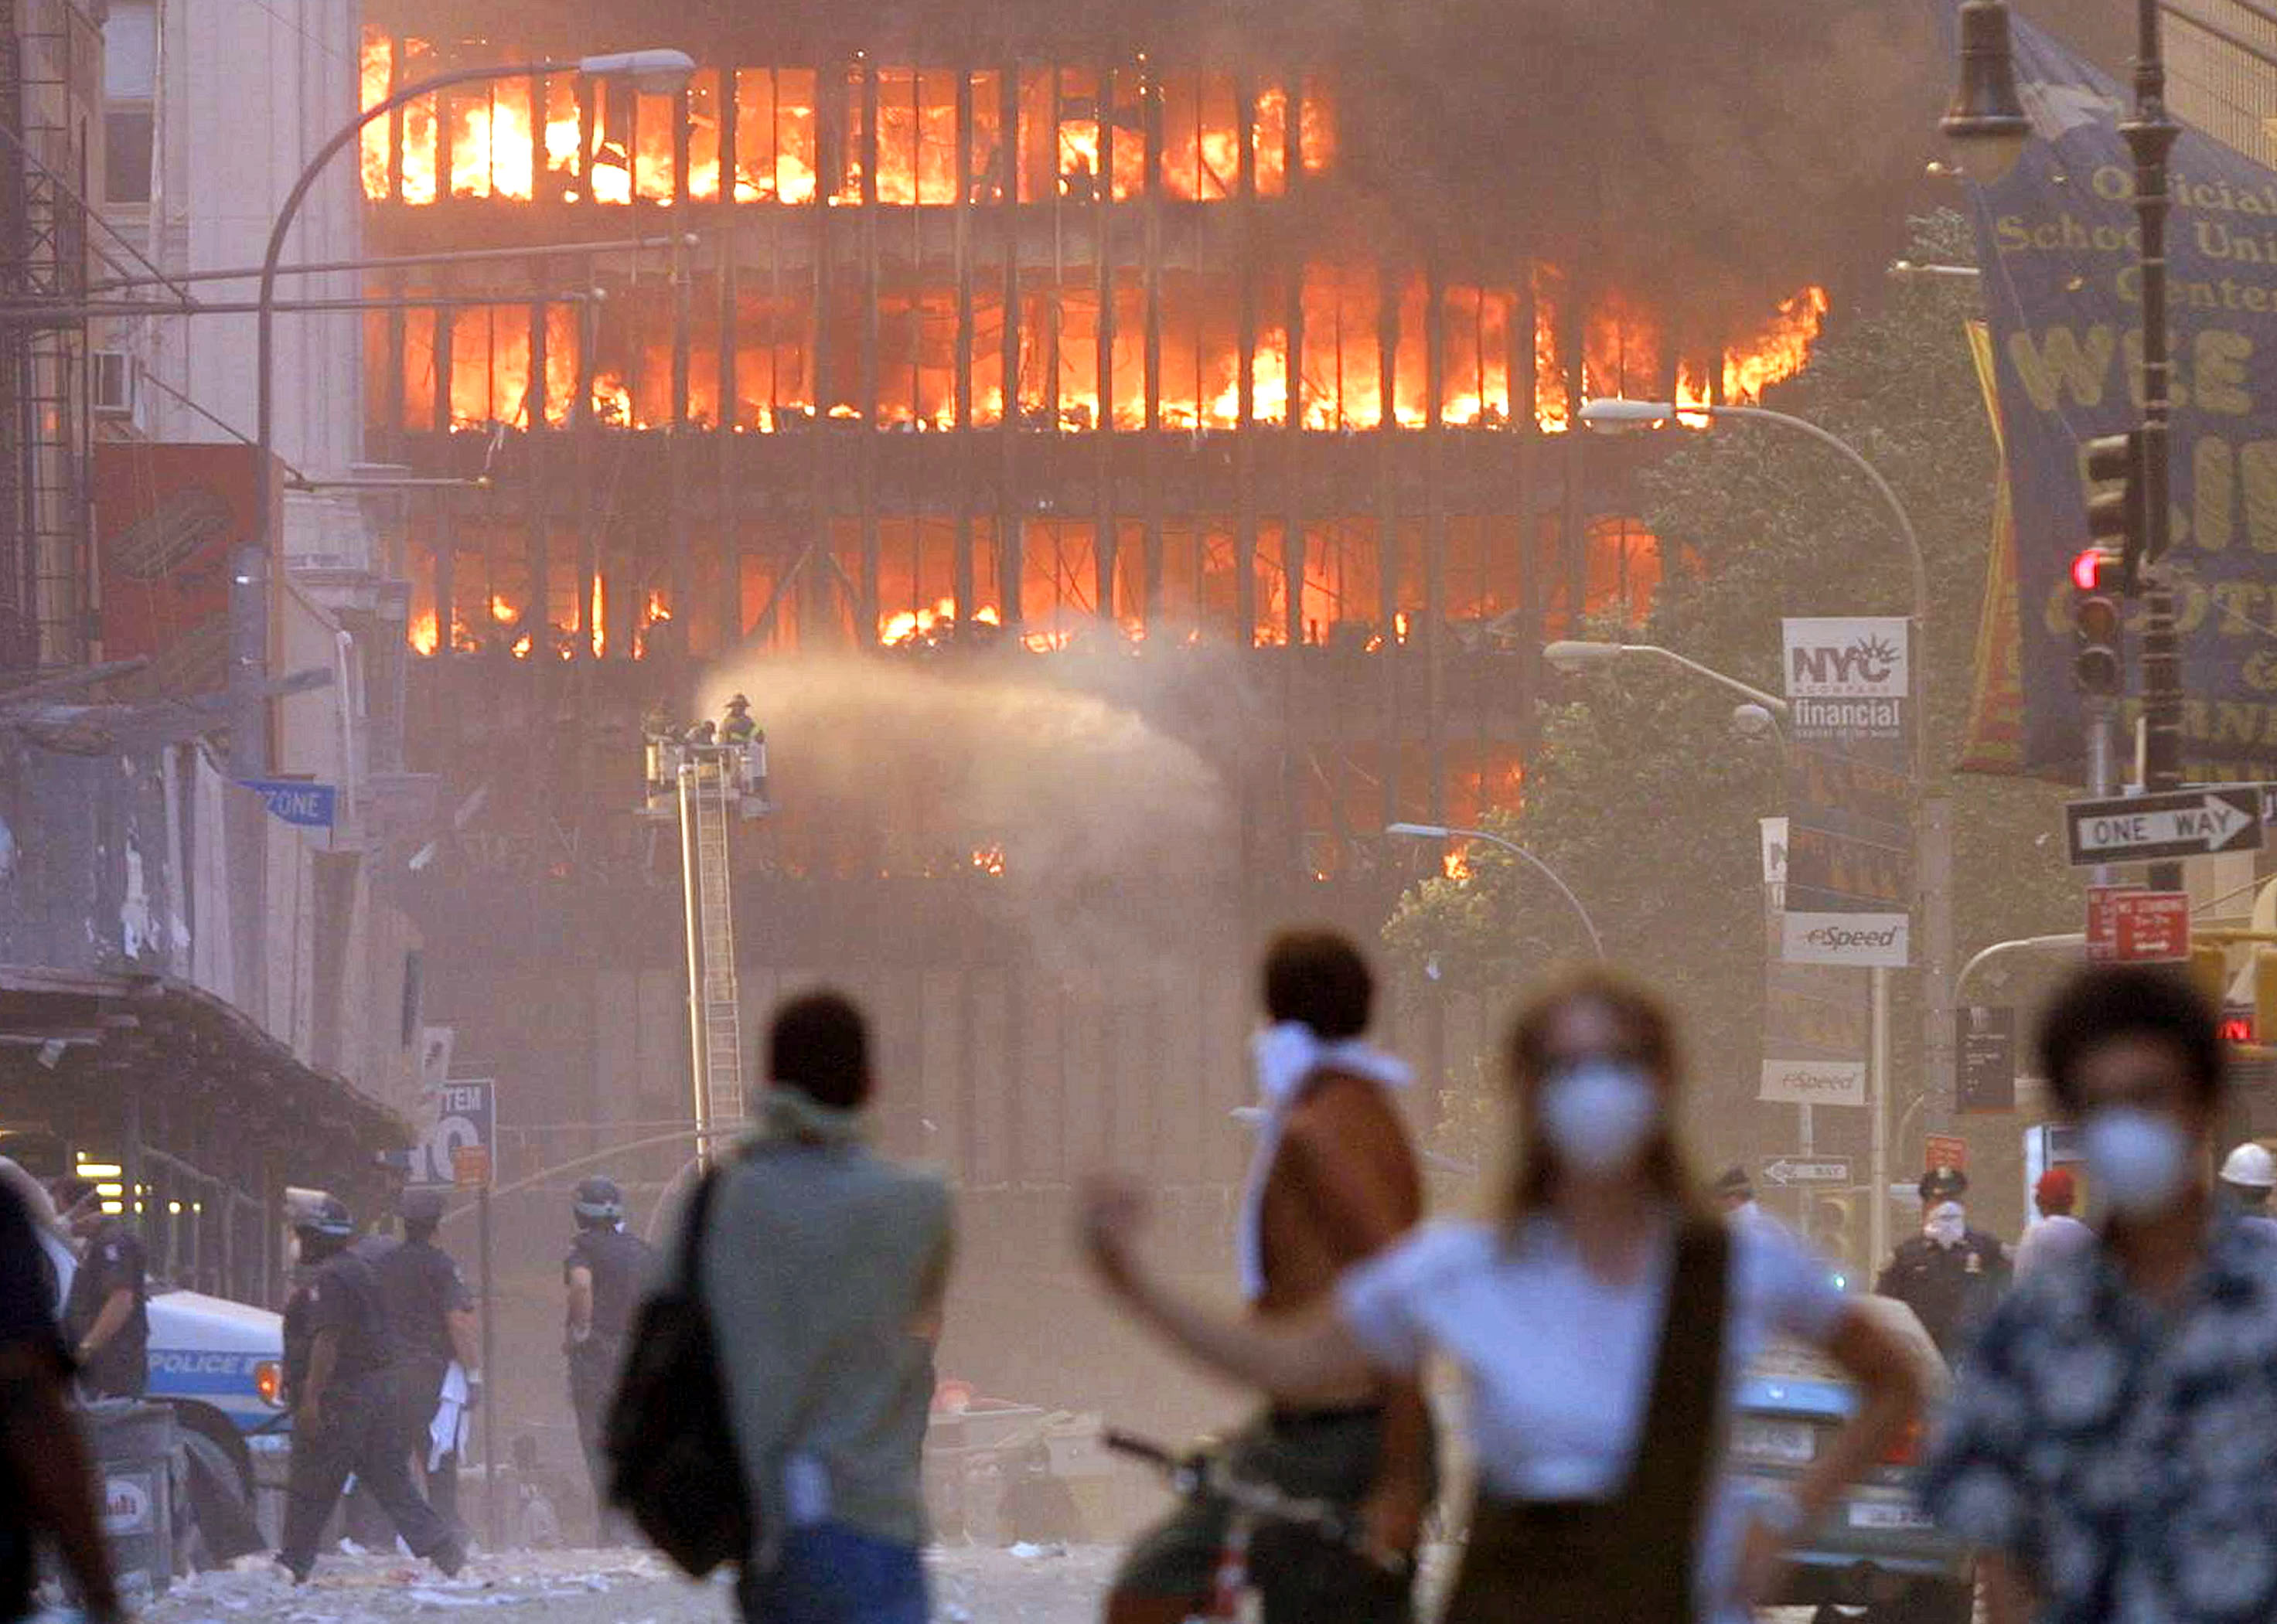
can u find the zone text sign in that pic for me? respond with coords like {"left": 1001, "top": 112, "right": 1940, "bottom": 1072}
{"left": 2065, "top": 787, "right": 2263, "bottom": 866}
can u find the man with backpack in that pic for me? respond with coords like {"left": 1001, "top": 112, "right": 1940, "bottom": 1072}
{"left": 694, "top": 991, "right": 953, "bottom": 1624}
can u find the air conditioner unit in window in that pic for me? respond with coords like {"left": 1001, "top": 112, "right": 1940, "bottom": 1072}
{"left": 91, "top": 349, "right": 136, "bottom": 419}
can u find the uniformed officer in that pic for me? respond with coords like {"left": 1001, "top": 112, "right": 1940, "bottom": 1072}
{"left": 718, "top": 693, "right": 757, "bottom": 745}
{"left": 562, "top": 1176, "right": 654, "bottom": 1546}
{"left": 50, "top": 1175, "right": 147, "bottom": 1401}
{"left": 374, "top": 1189, "right": 481, "bottom": 1526}
{"left": 1873, "top": 1167, "right": 2011, "bottom": 1359}
{"left": 277, "top": 1197, "right": 464, "bottom": 1583}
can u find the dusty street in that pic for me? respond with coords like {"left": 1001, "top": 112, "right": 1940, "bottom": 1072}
{"left": 133, "top": 1546, "right": 1122, "bottom": 1624}
{"left": 124, "top": 1544, "right": 1829, "bottom": 1624}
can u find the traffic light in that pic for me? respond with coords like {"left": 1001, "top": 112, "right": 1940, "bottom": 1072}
{"left": 2189, "top": 943, "right": 2229, "bottom": 1014}
{"left": 2070, "top": 548, "right": 2122, "bottom": 697}
{"left": 2081, "top": 429, "right": 2146, "bottom": 591}
{"left": 2255, "top": 946, "right": 2277, "bottom": 1046}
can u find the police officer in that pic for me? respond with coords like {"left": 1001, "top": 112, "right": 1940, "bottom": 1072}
{"left": 562, "top": 1176, "right": 653, "bottom": 1546}
{"left": 374, "top": 1189, "right": 481, "bottom": 1527}
{"left": 277, "top": 1197, "right": 464, "bottom": 1584}
{"left": 1873, "top": 1167, "right": 2011, "bottom": 1359}
{"left": 51, "top": 1175, "right": 147, "bottom": 1401}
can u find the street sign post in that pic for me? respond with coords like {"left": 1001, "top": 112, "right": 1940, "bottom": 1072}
{"left": 407, "top": 1079, "right": 494, "bottom": 1192}
{"left": 2065, "top": 786, "right": 2263, "bottom": 866}
{"left": 1762, "top": 1156, "right": 1853, "bottom": 1187}
{"left": 1956, "top": 1006, "right": 2017, "bottom": 1113}
{"left": 404, "top": 1078, "right": 500, "bottom": 1553}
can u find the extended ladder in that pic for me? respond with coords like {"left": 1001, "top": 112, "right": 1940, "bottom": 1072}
{"left": 677, "top": 747, "right": 745, "bottom": 1151}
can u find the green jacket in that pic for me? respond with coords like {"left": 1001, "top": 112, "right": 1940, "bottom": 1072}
{"left": 694, "top": 1090, "right": 953, "bottom": 1565}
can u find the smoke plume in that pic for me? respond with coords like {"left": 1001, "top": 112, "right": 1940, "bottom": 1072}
{"left": 697, "top": 649, "right": 1245, "bottom": 969}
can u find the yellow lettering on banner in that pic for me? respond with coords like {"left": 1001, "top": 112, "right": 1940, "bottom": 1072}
{"left": 2213, "top": 703, "right": 2267, "bottom": 744}
{"left": 2009, "top": 325, "right": 2116, "bottom": 410}
{"left": 2199, "top": 435, "right": 2235, "bottom": 551}
{"left": 2214, "top": 580, "right": 2266, "bottom": 634}
{"left": 2245, "top": 438, "right": 2277, "bottom": 552}
{"left": 2197, "top": 330, "right": 2255, "bottom": 414}
{"left": 2247, "top": 648, "right": 2277, "bottom": 691}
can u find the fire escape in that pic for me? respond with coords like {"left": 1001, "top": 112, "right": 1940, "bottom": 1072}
{"left": 0, "top": 0, "right": 89, "bottom": 675}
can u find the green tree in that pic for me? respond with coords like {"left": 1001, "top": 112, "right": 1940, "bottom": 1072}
{"left": 1386, "top": 212, "right": 2081, "bottom": 1173}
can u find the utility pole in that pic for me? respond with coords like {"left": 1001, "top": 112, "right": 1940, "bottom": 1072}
{"left": 2125, "top": 0, "right": 2185, "bottom": 888}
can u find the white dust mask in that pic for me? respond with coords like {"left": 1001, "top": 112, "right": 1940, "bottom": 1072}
{"left": 1538, "top": 1059, "right": 1661, "bottom": 1176}
{"left": 2084, "top": 1107, "right": 2192, "bottom": 1217}
{"left": 1925, "top": 1202, "right": 1965, "bottom": 1248}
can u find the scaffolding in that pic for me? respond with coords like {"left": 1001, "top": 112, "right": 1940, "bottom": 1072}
{"left": 0, "top": 0, "right": 92, "bottom": 674}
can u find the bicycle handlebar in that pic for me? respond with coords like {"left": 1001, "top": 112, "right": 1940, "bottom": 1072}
{"left": 1100, "top": 1426, "right": 1409, "bottom": 1575}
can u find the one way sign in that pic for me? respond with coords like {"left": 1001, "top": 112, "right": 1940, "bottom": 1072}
{"left": 1763, "top": 1157, "right": 1852, "bottom": 1187}
{"left": 2065, "top": 787, "right": 2265, "bottom": 867}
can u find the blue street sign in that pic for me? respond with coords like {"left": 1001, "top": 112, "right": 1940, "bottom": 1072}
{"left": 238, "top": 779, "right": 336, "bottom": 829}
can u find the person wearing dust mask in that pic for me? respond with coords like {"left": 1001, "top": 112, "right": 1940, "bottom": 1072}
{"left": 1873, "top": 1166, "right": 2009, "bottom": 1360}
{"left": 1081, "top": 970, "right": 1924, "bottom": 1623}
{"left": 1922, "top": 965, "right": 2277, "bottom": 1624}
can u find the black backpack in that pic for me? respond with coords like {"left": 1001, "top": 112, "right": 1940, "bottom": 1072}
{"left": 603, "top": 1162, "right": 753, "bottom": 1575}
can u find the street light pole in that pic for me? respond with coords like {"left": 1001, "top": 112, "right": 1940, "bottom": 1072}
{"left": 238, "top": 48, "right": 694, "bottom": 775}
{"left": 1385, "top": 822, "right": 1607, "bottom": 962}
{"left": 2123, "top": 0, "right": 2186, "bottom": 890}
{"left": 1580, "top": 396, "right": 1941, "bottom": 1269}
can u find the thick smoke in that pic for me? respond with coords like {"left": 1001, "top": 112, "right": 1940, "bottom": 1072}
{"left": 696, "top": 649, "right": 1245, "bottom": 970}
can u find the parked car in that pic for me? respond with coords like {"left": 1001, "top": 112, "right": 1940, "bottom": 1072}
{"left": 1733, "top": 1295, "right": 1972, "bottom": 1624}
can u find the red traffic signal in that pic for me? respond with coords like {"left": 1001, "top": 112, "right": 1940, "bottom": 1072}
{"left": 2071, "top": 547, "right": 2111, "bottom": 591}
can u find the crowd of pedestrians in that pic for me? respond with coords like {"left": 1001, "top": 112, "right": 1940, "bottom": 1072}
{"left": 10, "top": 941, "right": 2277, "bottom": 1624}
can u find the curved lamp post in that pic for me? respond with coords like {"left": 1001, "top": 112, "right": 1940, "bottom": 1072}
{"left": 1386, "top": 822, "right": 1606, "bottom": 962}
{"left": 1564, "top": 405, "right": 1936, "bottom": 1274}
{"left": 237, "top": 47, "right": 695, "bottom": 771}
{"left": 1544, "top": 638, "right": 1791, "bottom": 717}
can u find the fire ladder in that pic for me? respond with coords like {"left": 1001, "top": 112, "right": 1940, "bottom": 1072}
{"left": 677, "top": 747, "right": 745, "bottom": 1142}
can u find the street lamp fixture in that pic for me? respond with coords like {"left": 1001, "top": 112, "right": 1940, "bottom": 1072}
{"left": 1575, "top": 397, "right": 1675, "bottom": 434}
{"left": 1939, "top": 0, "right": 2032, "bottom": 185}
{"left": 575, "top": 49, "right": 699, "bottom": 93}
{"left": 1730, "top": 703, "right": 1781, "bottom": 741}
{"left": 1384, "top": 822, "right": 1606, "bottom": 962}
{"left": 237, "top": 45, "right": 694, "bottom": 775}
{"left": 1544, "top": 638, "right": 1791, "bottom": 717}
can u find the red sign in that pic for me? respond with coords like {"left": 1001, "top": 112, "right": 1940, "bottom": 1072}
{"left": 1925, "top": 1133, "right": 1969, "bottom": 1174}
{"left": 2114, "top": 891, "right": 2192, "bottom": 962}
{"left": 450, "top": 1144, "right": 491, "bottom": 1189}
{"left": 2086, "top": 883, "right": 2140, "bottom": 963}
{"left": 92, "top": 443, "right": 280, "bottom": 700}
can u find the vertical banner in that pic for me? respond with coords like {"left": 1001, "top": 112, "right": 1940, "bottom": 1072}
{"left": 1958, "top": 9, "right": 2277, "bottom": 782}
{"left": 1761, "top": 816, "right": 1873, "bottom": 1107}
{"left": 1781, "top": 617, "right": 1915, "bottom": 968}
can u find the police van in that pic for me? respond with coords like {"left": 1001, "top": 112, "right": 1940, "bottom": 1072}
{"left": 30, "top": 1206, "right": 289, "bottom": 1552}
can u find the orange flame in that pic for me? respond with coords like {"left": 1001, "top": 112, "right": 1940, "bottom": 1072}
{"left": 489, "top": 592, "right": 517, "bottom": 623}
{"left": 360, "top": 36, "right": 392, "bottom": 199}
{"left": 408, "top": 610, "right": 439, "bottom": 655}
{"left": 1723, "top": 287, "right": 1829, "bottom": 404}
{"left": 590, "top": 575, "right": 605, "bottom": 658}
{"left": 972, "top": 843, "right": 1006, "bottom": 876}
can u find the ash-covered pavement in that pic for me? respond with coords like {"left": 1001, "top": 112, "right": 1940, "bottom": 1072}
{"left": 129, "top": 1546, "right": 1823, "bottom": 1624}
{"left": 135, "top": 1544, "right": 1125, "bottom": 1624}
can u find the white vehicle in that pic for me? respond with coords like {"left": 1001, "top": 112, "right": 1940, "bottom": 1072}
{"left": 19, "top": 1179, "right": 286, "bottom": 1558}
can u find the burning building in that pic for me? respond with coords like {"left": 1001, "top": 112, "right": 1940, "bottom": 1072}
{"left": 367, "top": 2, "right": 1881, "bottom": 1434}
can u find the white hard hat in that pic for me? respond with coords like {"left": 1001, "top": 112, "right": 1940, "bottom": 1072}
{"left": 2221, "top": 1142, "right": 2277, "bottom": 1190}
